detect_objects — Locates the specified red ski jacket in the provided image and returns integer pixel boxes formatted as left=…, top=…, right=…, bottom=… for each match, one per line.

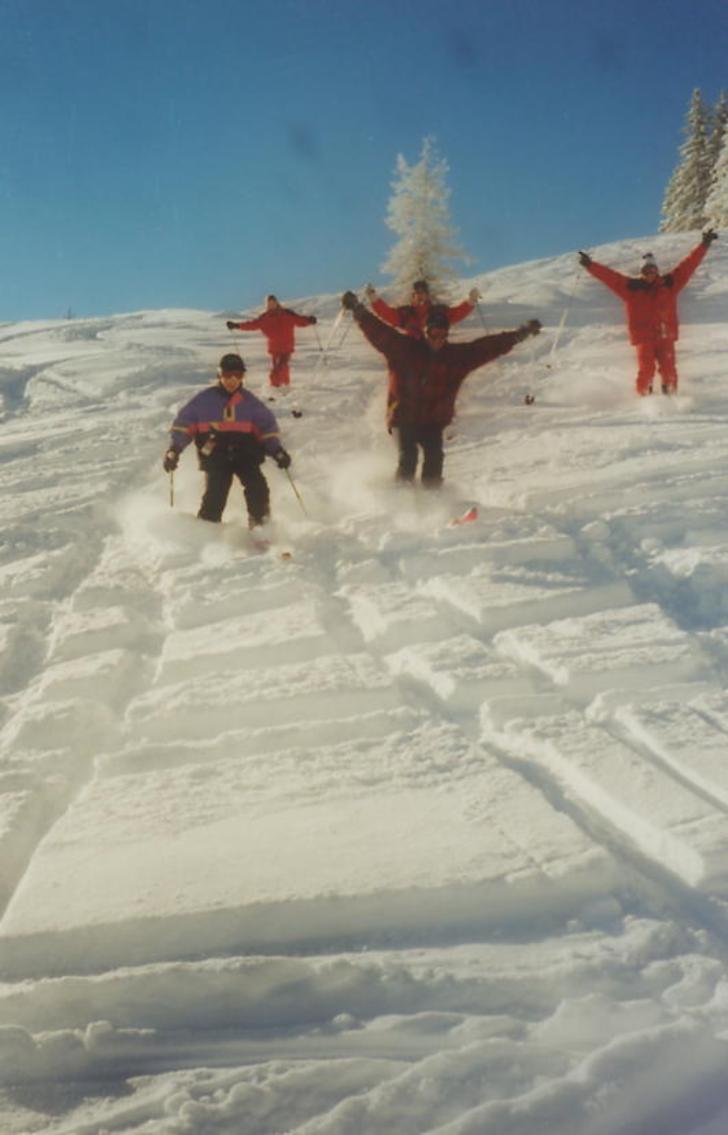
left=585, top=242, right=708, bottom=345
left=231, top=308, right=314, bottom=355
left=371, top=296, right=474, bottom=339
left=353, top=307, right=521, bottom=429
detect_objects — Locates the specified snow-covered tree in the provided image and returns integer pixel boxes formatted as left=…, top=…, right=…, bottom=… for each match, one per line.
left=705, top=91, right=728, bottom=227
left=707, top=91, right=728, bottom=173
left=660, top=89, right=712, bottom=232
left=380, top=137, right=467, bottom=299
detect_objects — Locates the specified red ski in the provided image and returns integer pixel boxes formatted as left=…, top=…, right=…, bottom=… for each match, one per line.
left=448, top=506, right=478, bottom=527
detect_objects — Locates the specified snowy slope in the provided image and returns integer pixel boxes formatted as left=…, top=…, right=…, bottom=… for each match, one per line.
left=2, top=234, right=728, bottom=1134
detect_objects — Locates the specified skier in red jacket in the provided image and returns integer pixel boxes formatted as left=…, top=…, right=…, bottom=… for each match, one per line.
left=579, top=230, right=717, bottom=396
left=341, top=290, right=540, bottom=486
left=227, top=295, right=317, bottom=394
left=364, top=279, right=479, bottom=339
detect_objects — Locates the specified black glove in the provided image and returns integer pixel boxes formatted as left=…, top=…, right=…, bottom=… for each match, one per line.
left=163, top=448, right=179, bottom=473
left=341, top=291, right=360, bottom=311
left=578, top=250, right=592, bottom=266
left=308, top=315, right=318, bottom=325
left=226, top=320, right=238, bottom=330
left=273, top=448, right=291, bottom=470
left=702, top=228, right=718, bottom=245
left=516, top=319, right=542, bottom=341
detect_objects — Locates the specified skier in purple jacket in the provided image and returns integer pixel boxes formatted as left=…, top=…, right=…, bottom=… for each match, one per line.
left=162, top=353, right=291, bottom=526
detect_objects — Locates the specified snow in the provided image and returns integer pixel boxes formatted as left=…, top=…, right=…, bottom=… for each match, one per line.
left=2, top=232, right=728, bottom=1133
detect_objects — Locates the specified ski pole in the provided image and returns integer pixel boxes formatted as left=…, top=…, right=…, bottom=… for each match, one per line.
left=285, top=467, right=309, bottom=517
left=474, top=300, right=488, bottom=330
left=333, top=312, right=353, bottom=352
left=227, top=322, right=247, bottom=356
left=169, top=470, right=175, bottom=508
left=322, top=307, right=345, bottom=354
left=548, top=261, right=581, bottom=364
left=310, top=323, right=330, bottom=376
left=310, top=308, right=345, bottom=381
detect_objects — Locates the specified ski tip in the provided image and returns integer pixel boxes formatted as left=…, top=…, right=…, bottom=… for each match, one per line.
left=448, top=506, right=478, bottom=527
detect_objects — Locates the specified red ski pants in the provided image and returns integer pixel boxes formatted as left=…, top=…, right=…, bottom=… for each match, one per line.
left=635, top=341, right=677, bottom=395
left=269, top=353, right=291, bottom=388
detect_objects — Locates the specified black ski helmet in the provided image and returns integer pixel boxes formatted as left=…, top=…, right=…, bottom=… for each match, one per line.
left=219, top=353, right=246, bottom=374
left=412, top=279, right=430, bottom=294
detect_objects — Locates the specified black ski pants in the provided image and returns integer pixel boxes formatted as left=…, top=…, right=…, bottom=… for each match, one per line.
left=394, top=424, right=444, bottom=487
left=198, top=460, right=270, bottom=526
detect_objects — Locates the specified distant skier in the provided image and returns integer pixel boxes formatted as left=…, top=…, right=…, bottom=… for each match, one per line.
left=578, top=230, right=717, bottom=396
left=364, top=279, right=480, bottom=339
left=226, top=295, right=317, bottom=395
left=341, top=291, right=541, bottom=486
left=162, top=353, right=291, bottom=527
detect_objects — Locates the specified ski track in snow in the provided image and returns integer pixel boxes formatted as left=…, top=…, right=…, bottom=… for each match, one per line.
left=2, top=237, right=728, bottom=1132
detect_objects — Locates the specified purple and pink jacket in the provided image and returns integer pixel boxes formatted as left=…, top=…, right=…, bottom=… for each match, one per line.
left=169, top=384, right=282, bottom=456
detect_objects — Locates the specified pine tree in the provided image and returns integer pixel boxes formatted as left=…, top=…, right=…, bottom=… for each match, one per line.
left=705, top=91, right=728, bottom=227
left=660, top=89, right=712, bottom=232
left=707, top=91, right=728, bottom=173
left=380, top=137, right=467, bottom=300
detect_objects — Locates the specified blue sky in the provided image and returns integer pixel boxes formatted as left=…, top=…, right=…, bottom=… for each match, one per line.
left=2, top=0, right=727, bottom=320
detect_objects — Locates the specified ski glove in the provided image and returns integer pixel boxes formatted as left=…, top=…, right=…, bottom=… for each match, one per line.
left=515, top=319, right=542, bottom=341
left=468, top=287, right=481, bottom=304
left=163, top=448, right=179, bottom=473
left=341, top=291, right=360, bottom=311
left=578, top=250, right=592, bottom=266
left=308, top=315, right=318, bottom=325
left=273, top=448, right=291, bottom=470
left=226, top=320, right=239, bottom=330
left=702, top=229, right=718, bottom=245
left=364, top=284, right=377, bottom=301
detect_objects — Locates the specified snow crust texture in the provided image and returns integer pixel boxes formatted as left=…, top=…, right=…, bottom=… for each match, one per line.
left=2, top=235, right=728, bottom=1133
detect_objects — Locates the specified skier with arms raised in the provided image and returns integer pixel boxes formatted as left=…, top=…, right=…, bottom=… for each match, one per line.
left=341, top=291, right=540, bottom=486
left=578, top=230, right=717, bottom=396
left=364, top=278, right=480, bottom=339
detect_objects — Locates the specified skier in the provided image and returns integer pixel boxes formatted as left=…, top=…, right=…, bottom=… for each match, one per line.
left=364, top=279, right=480, bottom=339
left=578, top=230, right=717, bottom=396
left=162, top=353, right=291, bottom=527
left=226, top=295, right=317, bottom=395
left=341, top=291, right=541, bottom=486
